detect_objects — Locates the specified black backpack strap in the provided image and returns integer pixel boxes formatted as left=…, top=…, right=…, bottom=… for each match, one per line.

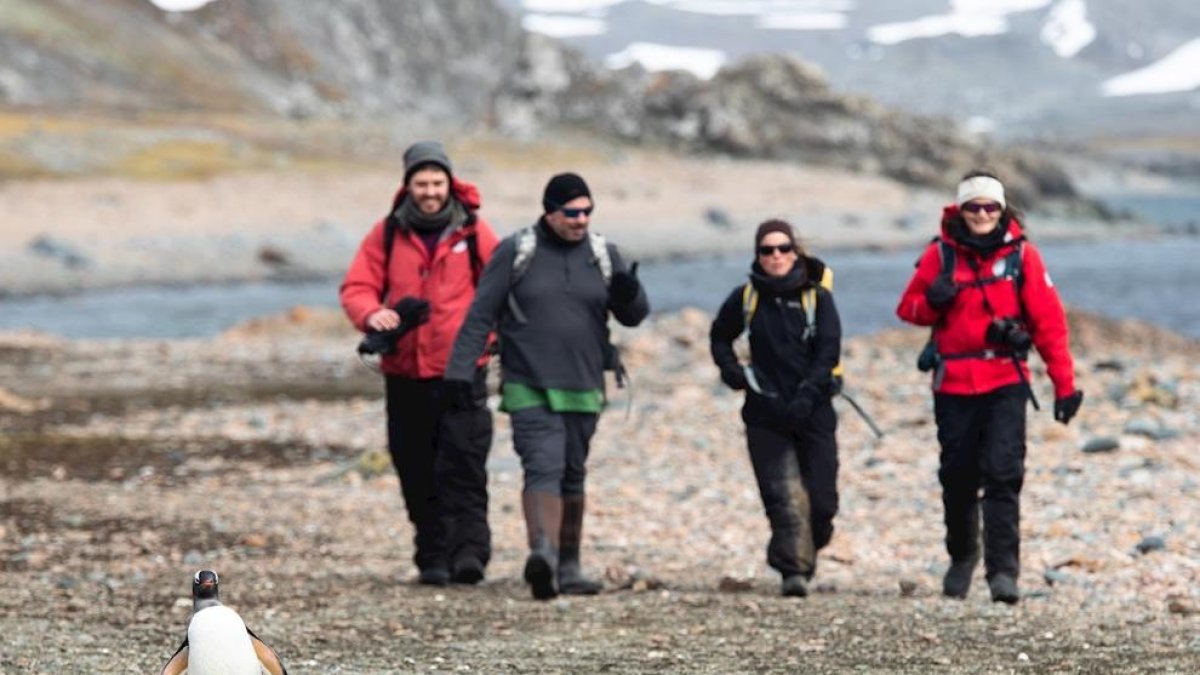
left=464, top=222, right=483, bottom=287
left=379, top=213, right=399, bottom=304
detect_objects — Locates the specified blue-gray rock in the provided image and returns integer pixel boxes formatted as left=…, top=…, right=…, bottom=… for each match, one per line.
left=1135, top=535, right=1166, bottom=554
left=1081, top=437, right=1120, bottom=454
left=704, top=207, right=733, bottom=229
left=1093, top=359, right=1125, bottom=372
left=27, top=235, right=90, bottom=269
left=1122, top=418, right=1178, bottom=440
left=1043, top=569, right=1073, bottom=586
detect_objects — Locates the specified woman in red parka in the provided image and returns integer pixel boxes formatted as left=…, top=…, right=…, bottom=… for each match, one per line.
left=897, top=170, right=1083, bottom=604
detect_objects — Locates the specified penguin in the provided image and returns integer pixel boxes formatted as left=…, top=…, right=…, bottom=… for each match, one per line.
left=160, top=570, right=289, bottom=675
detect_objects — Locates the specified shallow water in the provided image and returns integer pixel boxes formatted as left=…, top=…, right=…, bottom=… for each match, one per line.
left=1, top=236, right=1197, bottom=339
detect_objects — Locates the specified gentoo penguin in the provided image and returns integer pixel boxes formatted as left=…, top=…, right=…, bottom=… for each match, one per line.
left=160, top=570, right=288, bottom=675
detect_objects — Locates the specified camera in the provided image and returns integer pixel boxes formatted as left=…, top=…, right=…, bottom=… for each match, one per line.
left=986, top=318, right=1032, bottom=353
left=357, top=326, right=407, bottom=355
left=356, top=297, right=431, bottom=356
left=916, top=340, right=939, bottom=372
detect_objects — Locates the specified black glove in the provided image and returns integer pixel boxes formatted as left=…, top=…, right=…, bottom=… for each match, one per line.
left=785, top=392, right=816, bottom=425
left=394, top=296, right=431, bottom=327
left=609, top=262, right=641, bottom=304
left=443, top=378, right=479, bottom=411
left=719, top=364, right=748, bottom=391
left=1054, top=390, right=1083, bottom=426
left=924, top=275, right=959, bottom=311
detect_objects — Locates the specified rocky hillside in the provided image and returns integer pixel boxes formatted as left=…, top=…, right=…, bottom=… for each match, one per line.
left=0, top=0, right=523, bottom=120
left=0, top=0, right=1079, bottom=203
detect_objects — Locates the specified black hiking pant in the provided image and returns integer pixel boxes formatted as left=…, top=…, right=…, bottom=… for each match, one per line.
left=934, top=383, right=1027, bottom=580
left=385, top=369, right=493, bottom=573
left=745, top=399, right=839, bottom=579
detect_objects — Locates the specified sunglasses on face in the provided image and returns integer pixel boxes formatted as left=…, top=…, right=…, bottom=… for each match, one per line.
left=553, top=205, right=593, bottom=218
left=961, top=201, right=1002, bottom=214
left=757, top=243, right=795, bottom=256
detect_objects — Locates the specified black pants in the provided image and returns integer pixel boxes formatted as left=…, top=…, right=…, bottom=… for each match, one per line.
left=385, top=370, right=493, bottom=571
left=510, top=407, right=599, bottom=496
left=745, top=399, right=839, bottom=579
left=934, top=383, right=1027, bottom=580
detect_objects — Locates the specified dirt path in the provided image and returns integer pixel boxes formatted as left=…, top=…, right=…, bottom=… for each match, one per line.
left=2, top=310, right=1198, bottom=672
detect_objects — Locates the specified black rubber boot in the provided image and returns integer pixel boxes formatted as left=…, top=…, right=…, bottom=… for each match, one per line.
left=558, top=495, right=603, bottom=595
left=522, top=492, right=562, bottom=601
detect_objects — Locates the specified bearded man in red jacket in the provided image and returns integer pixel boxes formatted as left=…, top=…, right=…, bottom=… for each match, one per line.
left=340, top=141, right=499, bottom=586
left=897, top=170, right=1083, bottom=604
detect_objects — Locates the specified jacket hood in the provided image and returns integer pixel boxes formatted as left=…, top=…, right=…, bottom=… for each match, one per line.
left=390, top=177, right=482, bottom=212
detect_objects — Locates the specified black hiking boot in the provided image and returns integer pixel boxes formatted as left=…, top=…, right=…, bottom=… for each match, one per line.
left=942, top=555, right=979, bottom=599
left=417, top=565, right=449, bottom=587
left=988, top=573, right=1019, bottom=604
left=450, top=556, right=485, bottom=585
left=781, top=575, right=809, bottom=598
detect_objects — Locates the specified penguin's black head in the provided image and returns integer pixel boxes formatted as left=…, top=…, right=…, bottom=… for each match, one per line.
left=192, top=570, right=219, bottom=600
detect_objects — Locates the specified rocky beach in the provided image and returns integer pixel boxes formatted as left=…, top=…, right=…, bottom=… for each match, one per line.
left=2, top=297, right=1198, bottom=672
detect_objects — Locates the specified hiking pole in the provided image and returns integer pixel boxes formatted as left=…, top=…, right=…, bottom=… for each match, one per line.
left=838, top=391, right=885, bottom=439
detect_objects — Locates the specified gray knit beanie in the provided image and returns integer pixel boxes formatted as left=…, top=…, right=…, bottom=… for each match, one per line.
left=403, top=140, right=453, bottom=183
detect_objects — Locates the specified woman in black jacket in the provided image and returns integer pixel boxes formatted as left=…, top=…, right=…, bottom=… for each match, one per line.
left=709, top=219, right=842, bottom=597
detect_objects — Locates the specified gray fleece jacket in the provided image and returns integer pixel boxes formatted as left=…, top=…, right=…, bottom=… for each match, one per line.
left=445, top=220, right=649, bottom=391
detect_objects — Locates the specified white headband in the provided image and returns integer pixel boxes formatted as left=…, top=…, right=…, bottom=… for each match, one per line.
left=956, top=176, right=1006, bottom=209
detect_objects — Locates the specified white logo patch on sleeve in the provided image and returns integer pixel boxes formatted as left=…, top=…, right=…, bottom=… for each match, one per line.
left=452, top=240, right=468, bottom=253
left=1044, top=271, right=1054, bottom=287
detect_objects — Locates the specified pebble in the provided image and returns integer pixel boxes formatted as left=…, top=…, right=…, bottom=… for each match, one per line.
left=1081, top=437, right=1120, bottom=454
left=1135, top=536, right=1166, bottom=554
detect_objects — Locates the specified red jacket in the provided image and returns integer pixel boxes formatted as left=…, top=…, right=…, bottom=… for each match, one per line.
left=896, top=206, right=1076, bottom=398
left=340, top=178, right=498, bottom=378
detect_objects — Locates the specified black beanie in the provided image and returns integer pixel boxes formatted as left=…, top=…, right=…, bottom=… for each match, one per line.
left=754, top=219, right=796, bottom=252
left=542, top=172, right=592, bottom=213
left=403, top=140, right=453, bottom=183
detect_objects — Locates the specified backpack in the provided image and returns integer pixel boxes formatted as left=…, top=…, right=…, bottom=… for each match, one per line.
left=505, top=225, right=611, bottom=323
left=740, top=262, right=844, bottom=389
left=504, top=225, right=627, bottom=387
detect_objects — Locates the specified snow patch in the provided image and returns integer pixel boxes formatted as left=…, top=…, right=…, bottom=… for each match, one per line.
left=604, top=42, right=728, bottom=79
left=758, top=12, right=848, bottom=31
left=1040, top=0, right=1095, bottom=58
left=521, top=0, right=624, bottom=12
left=1101, top=38, right=1200, bottom=97
left=146, top=0, right=217, bottom=10
left=523, top=14, right=608, bottom=37
left=867, top=0, right=1052, bottom=45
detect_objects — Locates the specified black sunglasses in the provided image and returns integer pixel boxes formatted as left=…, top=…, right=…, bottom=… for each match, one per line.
left=550, top=203, right=594, bottom=218
left=961, top=201, right=1002, bottom=214
left=757, top=243, right=795, bottom=256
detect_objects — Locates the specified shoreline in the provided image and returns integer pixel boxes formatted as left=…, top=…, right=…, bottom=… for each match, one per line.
left=0, top=214, right=1159, bottom=300
left=0, top=150, right=1162, bottom=298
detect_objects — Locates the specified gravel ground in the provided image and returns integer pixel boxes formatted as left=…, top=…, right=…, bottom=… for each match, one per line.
left=2, top=307, right=1198, bottom=673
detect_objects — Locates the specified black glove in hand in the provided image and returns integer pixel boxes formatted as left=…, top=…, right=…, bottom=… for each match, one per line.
left=443, top=378, right=479, bottom=411
left=720, top=364, right=748, bottom=391
left=924, top=275, right=959, bottom=311
left=1054, top=390, right=1083, bottom=426
left=785, top=393, right=816, bottom=425
left=394, top=296, right=431, bottom=327
left=609, top=262, right=641, bottom=304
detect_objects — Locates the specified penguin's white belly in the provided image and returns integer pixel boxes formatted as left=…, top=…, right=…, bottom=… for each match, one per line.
left=186, top=606, right=266, bottom=675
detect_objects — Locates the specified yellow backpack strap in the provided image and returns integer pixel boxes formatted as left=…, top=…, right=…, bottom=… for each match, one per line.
left=741, top=282, right=758, bottom=335
left=820, top=266, right=834, bottom=291
left=800, top=288, right=817, bottom=341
